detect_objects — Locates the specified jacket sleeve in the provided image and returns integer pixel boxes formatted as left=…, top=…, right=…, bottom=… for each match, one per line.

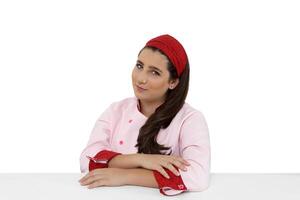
left=179, top=111, right=211, bottom=191
left=153, top=111, right=211, bottom=195
left=79, top=103, right=121, bottom=173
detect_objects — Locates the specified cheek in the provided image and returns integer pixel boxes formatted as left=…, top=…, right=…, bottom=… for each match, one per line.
left=131, top=70, right=136, bottom=81
left=149, top=79, right=169, bottom=91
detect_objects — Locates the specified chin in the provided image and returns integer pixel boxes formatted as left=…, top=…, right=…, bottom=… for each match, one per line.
left=134, top=91, right=144, bottom=98
left=133, top=91, right=147, bottom=101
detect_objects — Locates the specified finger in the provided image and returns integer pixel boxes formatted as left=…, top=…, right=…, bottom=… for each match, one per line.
left=180, top=158, right=191, bottom=166
left=163, top=163, right=180, bottom=176
left=173, top=156, right=190, bottom=166
left=81, top=175, right=99, bottom=186
left=79, top=169, right=101, bottom=183
left=171, top=160, right=188, bottom=171
left=79, top=174, right=92, bottom=183
left=156, top=167, right=170, bottom=179
left=79, top=173, right=90, bottom=183
left=88, top=180, right=105, bottom=189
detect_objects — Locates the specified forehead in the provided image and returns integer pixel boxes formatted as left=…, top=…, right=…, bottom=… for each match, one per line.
left=138, top=48, right=169, bottom=70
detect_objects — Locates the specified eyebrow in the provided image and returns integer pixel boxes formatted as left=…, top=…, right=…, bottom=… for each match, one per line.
left=137, top=60, right=163, bottom=73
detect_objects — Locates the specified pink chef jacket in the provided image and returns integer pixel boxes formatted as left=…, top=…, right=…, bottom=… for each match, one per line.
left=79, top=96, right=211, bottom=196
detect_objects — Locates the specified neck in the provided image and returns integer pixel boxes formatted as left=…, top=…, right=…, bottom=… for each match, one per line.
left=138, top=99, right=164, bottom=117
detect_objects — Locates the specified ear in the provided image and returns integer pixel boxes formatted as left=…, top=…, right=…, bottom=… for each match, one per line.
left=168, top=78, right=179, bottom=90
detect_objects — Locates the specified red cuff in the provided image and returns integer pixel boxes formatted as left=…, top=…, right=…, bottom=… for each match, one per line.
left=88, top=150, right=121, bottom=171
left=153, top=166, right=187, bottom=196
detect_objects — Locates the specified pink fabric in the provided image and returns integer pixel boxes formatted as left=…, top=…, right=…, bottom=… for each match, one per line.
left=79, top=96, right=211, bottom=194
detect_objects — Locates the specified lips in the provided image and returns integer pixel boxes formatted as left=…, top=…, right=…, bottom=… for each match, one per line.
left=136, top=85, right=147, bottom=91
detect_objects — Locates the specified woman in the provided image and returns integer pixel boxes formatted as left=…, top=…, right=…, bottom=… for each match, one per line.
left=78, top=34, right=211, bottom=196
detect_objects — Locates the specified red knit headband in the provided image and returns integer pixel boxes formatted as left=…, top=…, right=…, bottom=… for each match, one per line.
left=145, top=34, right=188, bottom=76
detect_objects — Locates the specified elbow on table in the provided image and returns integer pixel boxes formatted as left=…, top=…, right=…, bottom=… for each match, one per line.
left=80, top=165, right=88, bottom=174
left=79, top=154, right=89, bottom=173
left=185, top=172, right=210, bottom=192
left=189, top=181, right=210, bottom=192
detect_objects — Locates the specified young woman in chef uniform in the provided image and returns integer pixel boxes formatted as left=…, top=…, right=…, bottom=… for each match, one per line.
left=79, top=34, right=211, bottom=196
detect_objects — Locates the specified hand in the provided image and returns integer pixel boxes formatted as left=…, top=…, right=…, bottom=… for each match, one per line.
left=78, top=168, right=127, bottom=189
left=138, top=154, right=190, bottom=179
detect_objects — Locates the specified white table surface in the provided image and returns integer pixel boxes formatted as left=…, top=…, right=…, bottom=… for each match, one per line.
left=0, top=173, right=299, bottom=200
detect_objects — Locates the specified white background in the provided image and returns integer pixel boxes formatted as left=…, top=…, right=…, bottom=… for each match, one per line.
left=0, top=0, right=299, bottom=173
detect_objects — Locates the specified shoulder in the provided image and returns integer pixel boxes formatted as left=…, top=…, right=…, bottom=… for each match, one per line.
left=176, top=103, right=210, bottom=143
left=106, top=96, right=137, bottom=113
left=98, top=97, right=136, bottom=120
left=176, top=102, right=207, bottom=123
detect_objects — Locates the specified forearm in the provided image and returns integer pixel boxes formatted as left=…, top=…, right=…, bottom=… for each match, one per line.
left=108, top=154, right=141, bottom=168
left=124, top=168, right=158, bottom=188
left=109, top=154, right=158, bottom=188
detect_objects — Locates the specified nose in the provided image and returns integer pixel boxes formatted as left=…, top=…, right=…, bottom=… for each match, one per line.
left=138, top=79, right=147, bottom=85
left=137, top=73, right=147, bottom=84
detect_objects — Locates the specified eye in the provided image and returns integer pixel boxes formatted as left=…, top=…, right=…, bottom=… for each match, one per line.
left=151, top=70, right=160, bottom=76
left=135, top=63, right=142, bottom=69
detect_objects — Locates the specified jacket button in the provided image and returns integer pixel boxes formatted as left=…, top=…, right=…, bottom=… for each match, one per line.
left=119, top=140, right=124, bottom=145
left=128, top=119, right=133, bottom=123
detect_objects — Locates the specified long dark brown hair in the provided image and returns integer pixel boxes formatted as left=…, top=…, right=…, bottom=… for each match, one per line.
left=135, top=46, right=190, bottom=154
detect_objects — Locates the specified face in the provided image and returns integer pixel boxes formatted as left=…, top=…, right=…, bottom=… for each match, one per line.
left=131, top=48, right=179, bottom=104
